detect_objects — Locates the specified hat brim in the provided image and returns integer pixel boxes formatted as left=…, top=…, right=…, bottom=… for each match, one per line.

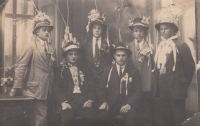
left=129, top=25, right=149, bottom=31
left=89, top=21, right=107, bottom=31
left=155, top=22, right=178, bottom=33
left=112, top=48, right=132, bottom=58
left=63, top=48, right=82, bottom=56
left=32, top=24, right=54, bottom=34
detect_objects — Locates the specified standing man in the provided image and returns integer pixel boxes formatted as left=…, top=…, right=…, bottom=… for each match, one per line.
left=82, top=9, right=111, bottom=100
left=53, top=30, right=97, bottom=126
left=9, top=12, right=56, bottom=126
left=153, top=6, right=195, bottom=126
left=98, top=42, right=141, bottom=126
left=127, top=17, right=154, bottom=126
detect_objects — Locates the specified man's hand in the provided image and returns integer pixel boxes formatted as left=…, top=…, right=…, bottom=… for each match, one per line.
left=120, top=104, right=131, bottom=114
left=99, top=102, right=109, bottom=111
left=9, top=88, right=18, bottom=96
left=61, top=102, right=72, bottom=110
left=83, top=100, right=93, bottom=108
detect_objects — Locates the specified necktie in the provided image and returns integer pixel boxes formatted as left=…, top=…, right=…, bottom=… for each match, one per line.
left=119, top=66, right=123, bottom=78
left=94, top=38, right=99, bottom=66
left=44, top=41, right=50, bottom=59
left=120, top=66, right=126, bottom=97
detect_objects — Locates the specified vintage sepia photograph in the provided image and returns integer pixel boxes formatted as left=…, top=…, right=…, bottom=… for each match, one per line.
left=0, top=0, right=199, bottom=126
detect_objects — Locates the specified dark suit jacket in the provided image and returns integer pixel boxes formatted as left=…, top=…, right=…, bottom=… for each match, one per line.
left=81, top=38, right=112, bottom=84
left=98, top=64, right=142, bottom=108
left=53, top=65, right=96, bottom=112
left=153, top=39, right=195, bottom=100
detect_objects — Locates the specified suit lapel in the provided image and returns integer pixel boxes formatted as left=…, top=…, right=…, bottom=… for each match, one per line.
left=87, top=40, right=94, bottom=64
left=111, top=65, right=120, bottom=88
left=34, top=38, right=48, bottom=63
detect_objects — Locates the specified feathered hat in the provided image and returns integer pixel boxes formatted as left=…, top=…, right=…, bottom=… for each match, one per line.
left=155, top=4, right=182, bottom=33
left=128, top=16, right=150, bottom=31
left=61, top=26, right=81, bottom=54
left=86, top=9, right=107, bottom=33
left=32, top=11, right=54, bottom=34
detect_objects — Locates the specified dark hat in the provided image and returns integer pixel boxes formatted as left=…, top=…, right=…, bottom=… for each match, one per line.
left=86, top=9, right=107, bottom=32
left=32, top=12, right=54, bottom=34
left=129, top=17, right=149, bottom=31
left=112, top=42, right=132, bottom=58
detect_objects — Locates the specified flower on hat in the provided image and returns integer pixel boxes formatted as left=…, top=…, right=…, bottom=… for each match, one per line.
left=86, top=9, right=106, bottom=32
left=128, top=18, right=134, bottom=27
left=141, top=16, right=150, bottom=25
left=33, top=11, right=51, bottom=26
left=156, top=4, right=182, bottom=26
left=61, top=26, right=80, bottom=50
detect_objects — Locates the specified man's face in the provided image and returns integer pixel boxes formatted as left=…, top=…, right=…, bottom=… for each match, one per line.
left=132, top=27, right=146, bottom=42
left=65, top=50, right=79, bottom=65
left=159, top=24, right=175, bottom=39
left=36, top=27, right=50, bottom=41
left=92, top=24, right=102, bottom=38
left=114, top=50, right=128, bottom=66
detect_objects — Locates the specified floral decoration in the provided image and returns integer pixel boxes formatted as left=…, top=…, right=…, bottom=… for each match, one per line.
left=137, top=43, right=154, bottom=63
left=141, top=16, right=150, bottom=25
left=79, top=71, right=84, bottom=85
left=1, top=67, right=15, bottom=93
left=86, top=9, right=106, bottom=32
left=61, top=26, right=80, bottom=51
left=156, top=4, right=182, bottom=26
left=33, top=11, right=51, bottom=26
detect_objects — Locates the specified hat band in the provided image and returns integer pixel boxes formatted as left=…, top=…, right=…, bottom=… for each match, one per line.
left=64, top=45, right=78, bottom=52
left=116, top=46, right=127, bottom=50
left=132, top=23, right=145, bottom=26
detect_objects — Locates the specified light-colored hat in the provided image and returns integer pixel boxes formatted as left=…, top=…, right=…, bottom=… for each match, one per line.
left=128, top=16, right=150, bottom=31
left=32, top=12, right=54, bottom=34
left=155, top=4, right=182, bottom=33
left=61, top=26, right=80, bottom=53
left=86, top=9, right=107, bottom=32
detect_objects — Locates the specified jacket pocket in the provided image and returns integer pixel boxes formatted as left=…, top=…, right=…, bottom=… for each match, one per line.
left=27, top=81, right=39, bottom=94
left=27, top=81, right=39, bottom=87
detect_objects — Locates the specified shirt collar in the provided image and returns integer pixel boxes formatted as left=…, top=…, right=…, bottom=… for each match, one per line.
left=37, top=37, right=46, bottom=46
left=116, top=63, right=126, bottom=69
left=134, top=38, right=144, bottom=44
left=93, top=36, right=101, bottom=42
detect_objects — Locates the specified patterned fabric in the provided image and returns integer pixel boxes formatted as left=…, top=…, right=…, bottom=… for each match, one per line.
left=69, top=66, right=81, bottom=93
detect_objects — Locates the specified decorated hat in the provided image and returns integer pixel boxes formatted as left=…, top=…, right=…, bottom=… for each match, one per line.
left=32, top=12, right=54, bottom=34
left=61, top=26, right=81, bottom=54
left=155, top=4, right=182, bottom=33
left=86, top=9, right=107, bottom=33
left=128, top=16, right=150, bottom=31
left=112, top=42, right=132, bottom=58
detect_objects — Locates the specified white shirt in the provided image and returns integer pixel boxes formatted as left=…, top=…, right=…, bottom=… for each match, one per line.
left=134, top=38, right=144, bottom=49
left=92, top=37, right=101, bottom=58
left=116, top=63, right=126, bottom=77
left=69, top=66, right=82, bottom=93
left=37, top=37, right=49, bottom=51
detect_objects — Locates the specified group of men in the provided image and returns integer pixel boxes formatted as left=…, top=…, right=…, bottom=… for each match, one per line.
left=9, top=7, right=195, bottom=126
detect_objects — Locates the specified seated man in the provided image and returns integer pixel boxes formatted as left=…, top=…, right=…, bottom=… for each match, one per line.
left=53, top=32, right=97, bottom=126
left=98, top=42, right=142, bottom=126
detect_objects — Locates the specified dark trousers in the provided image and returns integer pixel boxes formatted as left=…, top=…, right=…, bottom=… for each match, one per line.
left=60, top=94, right=97, bottom=126
left=139, top=92, right=153, bottom=126
left=98, top=96, right=138, bottom=126
left=157, top=74, right=186, bottom=126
